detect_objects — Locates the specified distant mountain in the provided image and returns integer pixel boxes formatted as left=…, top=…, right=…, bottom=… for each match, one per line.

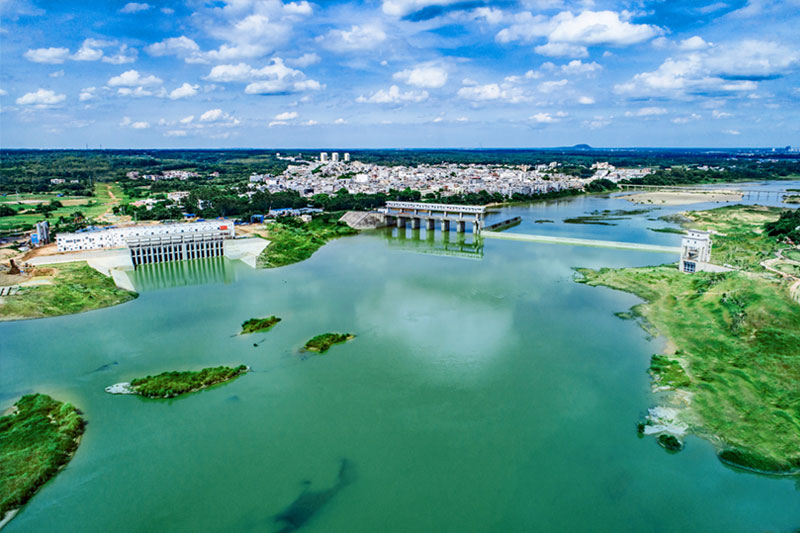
left=571, top=144, right=592, bottom=150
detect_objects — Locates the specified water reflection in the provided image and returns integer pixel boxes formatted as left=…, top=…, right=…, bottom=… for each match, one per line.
left=130, top=257, right=236, bottom=291
left=381, top=227, right=484, bottom=260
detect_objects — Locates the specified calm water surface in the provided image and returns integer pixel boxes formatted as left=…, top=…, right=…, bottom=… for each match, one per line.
left=2, top=184, right=799, bottom=532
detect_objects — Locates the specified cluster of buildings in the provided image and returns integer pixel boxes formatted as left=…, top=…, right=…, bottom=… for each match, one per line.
left=126, top=170, right=214, bottom=181
left=590, top=162, right=653, bottom=183
left=249, top=159, right=587, bottom=198
left=49, top=178, right=82, bottom=185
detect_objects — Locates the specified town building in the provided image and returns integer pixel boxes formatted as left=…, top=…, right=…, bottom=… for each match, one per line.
left=331, top=152, right=340, bottom=162
left=320, top=152, right=329, bottom=163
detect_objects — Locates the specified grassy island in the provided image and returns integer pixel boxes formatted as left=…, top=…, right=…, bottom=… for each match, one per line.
left=304, top=333, right=355, bottom=353
left=257, top=213, right=358, bottom=268
left=576, top=204, right=800, bottom=473
left=1, top=394, right=85, bottom=523
left=0, top=262, right=137, bottom=321
left=241, top=316, right=281, bottom=334
left=107, top=365, right=249, bottom=398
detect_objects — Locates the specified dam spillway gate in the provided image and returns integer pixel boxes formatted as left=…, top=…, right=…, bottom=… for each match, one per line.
left=382, top=201, right=486, bottom=234
left=127, top=231, right=227, bottom=267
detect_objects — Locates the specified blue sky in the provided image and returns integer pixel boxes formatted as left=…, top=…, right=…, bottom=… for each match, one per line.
left=1, top=0, right=798, bottom=148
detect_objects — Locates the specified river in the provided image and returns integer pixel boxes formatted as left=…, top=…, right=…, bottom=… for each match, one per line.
left=2, top=181, right=798, bottom=532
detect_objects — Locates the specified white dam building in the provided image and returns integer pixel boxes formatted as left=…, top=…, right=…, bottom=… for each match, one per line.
left=57, top=221, right=236, bottom=266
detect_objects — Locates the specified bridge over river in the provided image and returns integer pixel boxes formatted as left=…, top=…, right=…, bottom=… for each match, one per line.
left=618, top=183, right=785, bottom=201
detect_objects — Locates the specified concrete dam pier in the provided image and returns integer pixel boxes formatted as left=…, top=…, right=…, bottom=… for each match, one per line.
left=128, top=231, right=226, bottom=267
left=382, top=201, right=486, bottom=234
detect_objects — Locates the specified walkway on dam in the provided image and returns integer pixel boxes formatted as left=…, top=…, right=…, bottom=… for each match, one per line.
left=482, top=230, right=681, bottom=254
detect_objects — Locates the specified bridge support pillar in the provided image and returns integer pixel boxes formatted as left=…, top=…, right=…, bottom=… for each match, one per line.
left=396, top=216, right=405, bottom=228
left=440, top=219, right=450, bottom=232
left=410, top=217, right=420, bottom=229
left=473, top=221, right=480, bottom=235
left=425, top=218, right=435, bottom=231
left=456, top=220, right=466, bottom=233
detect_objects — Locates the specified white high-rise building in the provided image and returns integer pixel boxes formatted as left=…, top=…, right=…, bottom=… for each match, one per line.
left=344, top=153, right=351, bottom=162
left=320, top=152, right=329, bottom=162
left=331, top=152, right=340, bottom=162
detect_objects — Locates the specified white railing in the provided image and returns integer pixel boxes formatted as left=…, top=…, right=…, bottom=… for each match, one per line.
left=385, top=201, right=486, bottom=215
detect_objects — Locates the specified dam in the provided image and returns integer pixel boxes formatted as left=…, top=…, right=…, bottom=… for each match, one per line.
left=382, top=201, right=486, bottom=234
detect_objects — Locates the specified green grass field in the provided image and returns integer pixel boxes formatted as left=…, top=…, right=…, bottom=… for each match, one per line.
left=0, top=262, right=137, bottom=321
left=0, top=394, right=84, bottom=519
left=257, top=214, right=358, bottom=268
left=575, top=204, right=800, bottom=473
left=0, top=183, right=125, bottom=235
left=577, top=265, right=800, bottom=472
left=681, top=204, right=784, bottom=270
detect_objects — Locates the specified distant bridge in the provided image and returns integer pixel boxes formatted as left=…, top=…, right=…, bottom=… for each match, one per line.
left=382, top=201, right=485, bottom=234
left=618, top=183, right=786, bottom=200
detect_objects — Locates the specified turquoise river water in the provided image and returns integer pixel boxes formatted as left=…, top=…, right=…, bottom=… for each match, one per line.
left=2, top=182, right=799, bottom=532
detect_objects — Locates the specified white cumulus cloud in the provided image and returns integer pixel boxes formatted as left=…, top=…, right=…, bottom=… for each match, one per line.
left=168, top=83, right=199, bottom=100
left=530, top=112, right=559, bottom=123
left=357, top=85, right=429, bottom=104
left=120, top=2, right=151, bottom=13
left=23, top=47, right=70, bottom=64
left=16, top=88, right=66, bottom=107
left=318, top=24, right=387, bottom=52
left=497, top=10, right=661, bottom=57
left=615, top=40, right=798, bottom=98
left=107, top=69, right=163, bottom=87
left=146, top=36, right=201, bottom=58
left=71, top=38, right=111, bottom=61
left=393, top=64, right=448, bottom=88
left=103, top=45, right=137, bottom=65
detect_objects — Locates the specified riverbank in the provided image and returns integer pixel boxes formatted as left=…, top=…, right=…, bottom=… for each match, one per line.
left=0, top=261, right=137, bottom=321
left=0, top=394, right=85, bottom=527
left=106, top=365, right=249, bottom=398
left=575, top=205, right=800, bottom=473
left=621, top=190, right=743, bottom=205
left=257, top=213, right=358, bottom=268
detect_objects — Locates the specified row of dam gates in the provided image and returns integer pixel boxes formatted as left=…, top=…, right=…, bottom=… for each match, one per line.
left=381, top=201, right=486, bottom=234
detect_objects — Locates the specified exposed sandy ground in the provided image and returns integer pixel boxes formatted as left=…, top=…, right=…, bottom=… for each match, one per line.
left=621, top=191, right=743, bottom=205
left=233, top=223, right=268, bottom=237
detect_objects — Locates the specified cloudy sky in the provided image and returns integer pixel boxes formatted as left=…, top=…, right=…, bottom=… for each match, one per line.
left=1, top=0, right=798, bottom=148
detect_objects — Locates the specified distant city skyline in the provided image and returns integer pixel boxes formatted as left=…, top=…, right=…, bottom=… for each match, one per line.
left=1, top=0, right=798, bottom=149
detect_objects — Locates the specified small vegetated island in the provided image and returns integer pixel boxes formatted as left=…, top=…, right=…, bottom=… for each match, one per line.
left=241, top=315, right=281, bottom=334
left=577, top=204, right=800, bottom=474
left=304, top=333, right=355, bottom=353
left=0, top=394, right=85, bottom=527
left=257, top=213, right=358, bottom=268
left=106, top=365, right=249, bottom=398
left=0, top=262, right=137, bottom=321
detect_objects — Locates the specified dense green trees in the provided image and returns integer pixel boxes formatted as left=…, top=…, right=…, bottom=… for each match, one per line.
left=241, top=316, right=281, bottom=334
left=0, top=394, right=85, bottom=518
left=304, top=333, right=355, bottom=353
left=764, top=209, right=800, bottom=242
left=128, top=365, right=249, bottom=398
